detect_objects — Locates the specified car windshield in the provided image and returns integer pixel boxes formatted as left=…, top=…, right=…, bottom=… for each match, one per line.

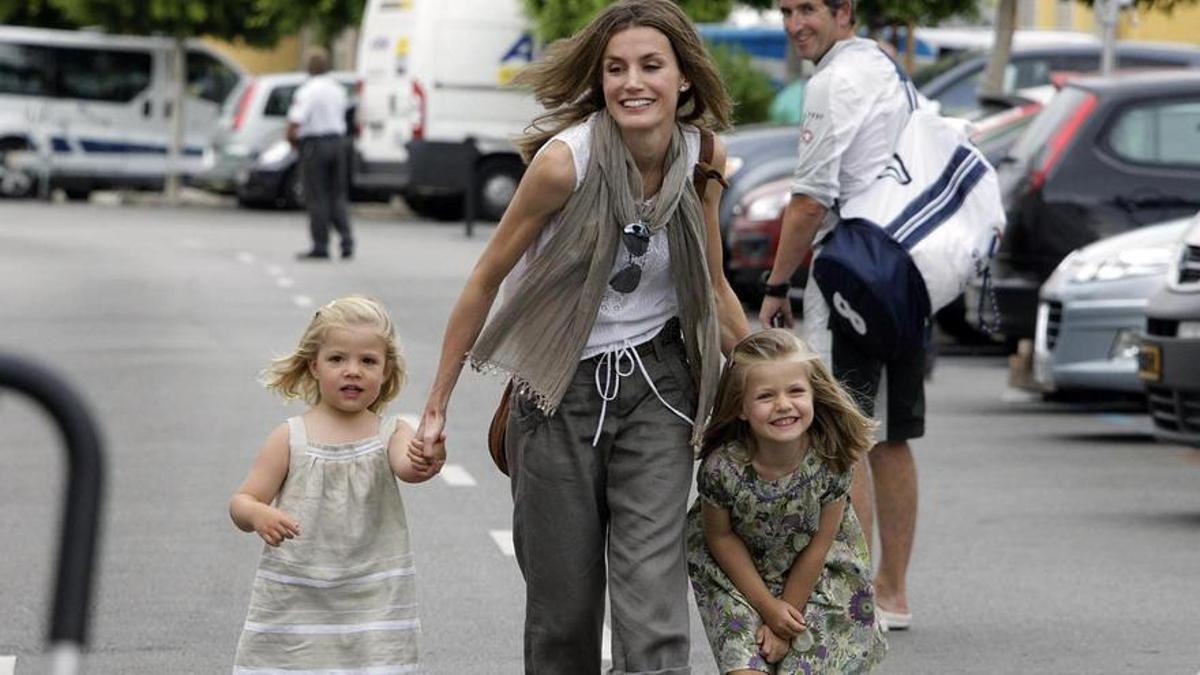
left=1003, top=86, right=1092, bottom=171
left=912, top=49, right=982, bottom=89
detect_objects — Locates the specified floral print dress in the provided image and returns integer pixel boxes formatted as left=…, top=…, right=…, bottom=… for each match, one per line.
left=686, top=442, right=886, bottom=674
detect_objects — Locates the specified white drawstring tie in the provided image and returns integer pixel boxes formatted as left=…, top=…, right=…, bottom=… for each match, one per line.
left=591, top=339, right=693, bottom=446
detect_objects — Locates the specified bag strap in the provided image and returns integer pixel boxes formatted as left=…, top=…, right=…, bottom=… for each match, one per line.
left=693, top=128, right=728, bottom=200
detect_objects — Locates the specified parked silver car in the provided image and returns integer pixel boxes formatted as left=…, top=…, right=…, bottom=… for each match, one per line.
left=1033, top=217, right=1191, bottom=395
left=197, top=70, right=355, bottom=201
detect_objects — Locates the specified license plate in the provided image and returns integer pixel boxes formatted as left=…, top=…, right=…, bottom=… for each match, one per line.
left=1138, top=343, right=1162, bottom=381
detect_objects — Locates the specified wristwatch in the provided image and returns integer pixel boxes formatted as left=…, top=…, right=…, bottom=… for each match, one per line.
left=760, top=271, right=790, bottom=298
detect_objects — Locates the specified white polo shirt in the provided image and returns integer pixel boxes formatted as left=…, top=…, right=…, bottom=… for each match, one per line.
left=789, top=37, right=916, bottom=208
left=288, top=74, right=348, bottom=138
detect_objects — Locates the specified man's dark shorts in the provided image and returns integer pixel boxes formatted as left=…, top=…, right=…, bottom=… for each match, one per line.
left=831, top=326, right=925, bottom=442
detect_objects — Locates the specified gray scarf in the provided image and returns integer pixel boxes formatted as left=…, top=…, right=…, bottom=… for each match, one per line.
left=468, top=111, right=720, bottom=447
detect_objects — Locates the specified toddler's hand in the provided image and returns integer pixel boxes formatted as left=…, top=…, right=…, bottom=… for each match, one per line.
left=760, top=597, right=806, bottom=640
left=407, top=436, right=446, bottom=479
left=756, top=624, right=790, bottom=664
left=254, top=506, right=299, bottom=547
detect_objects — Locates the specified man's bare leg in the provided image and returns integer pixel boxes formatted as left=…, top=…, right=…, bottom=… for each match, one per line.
left=870, top=440, right=917, bottom=617
left=850, top=457, right=874, bottom=557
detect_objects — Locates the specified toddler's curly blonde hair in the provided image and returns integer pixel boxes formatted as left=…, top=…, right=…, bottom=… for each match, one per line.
left=260, top=296, right=405, bottom=414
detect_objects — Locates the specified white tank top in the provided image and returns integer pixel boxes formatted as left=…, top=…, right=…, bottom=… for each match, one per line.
left=505, top=113, right=702, bottom=359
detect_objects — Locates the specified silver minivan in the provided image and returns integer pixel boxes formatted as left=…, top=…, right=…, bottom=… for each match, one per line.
left=0, top=26, right=245, bottom=199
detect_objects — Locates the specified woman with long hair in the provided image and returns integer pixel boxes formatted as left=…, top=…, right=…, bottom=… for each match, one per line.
left=413, top=1, right=749, bottom=672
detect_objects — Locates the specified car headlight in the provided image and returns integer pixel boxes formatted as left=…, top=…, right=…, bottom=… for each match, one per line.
left=258, top=139, right=294, bottom=166
left=743, top=189, right=790, bottom=222
left=1053, top=245, right=1177, bottom=285
left=224, top=143, right=252, bottom=158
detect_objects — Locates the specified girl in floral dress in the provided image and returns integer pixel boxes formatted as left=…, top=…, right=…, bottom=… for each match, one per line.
left=686, top=329, right=886, bottom=674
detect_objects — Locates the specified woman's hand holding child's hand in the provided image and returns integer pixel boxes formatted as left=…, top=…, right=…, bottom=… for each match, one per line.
left=759, top=597, right=806, bottom=639
left=406, top=436, right=446, bottom=480
left=254, top=506, right=300, bottom=547
left=756, top=624, right=790, bottom=663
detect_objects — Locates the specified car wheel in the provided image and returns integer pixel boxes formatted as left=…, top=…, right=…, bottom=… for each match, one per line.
left=283, top=168, right=305, bottom=210
left=404, top=192, right=463, bottom=221
left=0, top=166, right=37, bottom=198
left=0, top=143, right=38, bottom=199
left=474, top=156, right=524, bottom=222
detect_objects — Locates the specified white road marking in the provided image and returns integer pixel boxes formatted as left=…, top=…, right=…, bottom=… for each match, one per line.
left=1000, top=387, right=1041, bottom=403
left=602, top=624, right=612, bottom=666
left=292, top=295, right=313, bottom=308
left=0, top=655, right=15, bottom=675
left=439, top=464, right=476, bottom=487
left=276, top=277, right=295, bottom=289
left=266, top=265, right=284, bottom=276
left=236, top=251, right=255, bottom=264
left=490, top=529, right=515, bottom=557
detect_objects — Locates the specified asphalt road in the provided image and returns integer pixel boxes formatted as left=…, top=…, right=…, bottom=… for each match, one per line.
left=1, top=199, right=1198, bottom=674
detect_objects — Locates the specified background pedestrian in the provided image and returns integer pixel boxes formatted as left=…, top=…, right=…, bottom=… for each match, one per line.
left=287, top=47, right=354, bottom=260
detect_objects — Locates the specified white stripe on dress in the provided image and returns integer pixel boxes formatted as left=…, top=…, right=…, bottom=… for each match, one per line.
left=305, top=441, right=384, bottom=461
left=242, top=619, right=420, bottom=635
left=233, top=665, right=420, bottom=674
left=257, top=566, right=415, bottom=588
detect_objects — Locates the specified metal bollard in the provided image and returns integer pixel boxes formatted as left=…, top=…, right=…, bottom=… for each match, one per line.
left=0, top=353, right=105, bottom=675
left=462, top=136, right=480, bottom=239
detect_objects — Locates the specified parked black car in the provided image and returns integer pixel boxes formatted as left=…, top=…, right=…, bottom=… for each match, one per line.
left=1138, top=212, right=1200, bottom=446
left=966, top=70, right=1200, bottom=341
left=717, top=40, right=1200, bottom=269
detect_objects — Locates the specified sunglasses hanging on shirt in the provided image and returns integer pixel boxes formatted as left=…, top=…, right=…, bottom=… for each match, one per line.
left=609, top=220, right=651, bottom=294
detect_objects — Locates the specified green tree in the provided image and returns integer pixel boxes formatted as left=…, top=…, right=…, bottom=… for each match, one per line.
left=522, top=0, right=734, bottom=42
left=0, top=0, right=79, bottom=28
left=710, top=44, right=776, bottom=124
left=259, top=0, right=368, bottom=47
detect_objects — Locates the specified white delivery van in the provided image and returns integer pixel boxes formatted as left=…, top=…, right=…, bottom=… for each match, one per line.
left=0, top=26, right=245, bottom=199
left=355, top=0, right=540, bottom=220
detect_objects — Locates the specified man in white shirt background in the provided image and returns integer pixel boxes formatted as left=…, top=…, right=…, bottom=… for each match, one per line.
left=287, top=47, right=353, bottom=260
left=759, top=0, right=921, bottom=632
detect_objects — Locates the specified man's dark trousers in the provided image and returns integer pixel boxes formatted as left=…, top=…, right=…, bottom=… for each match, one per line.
left=300, top=135, right=352, bottom=257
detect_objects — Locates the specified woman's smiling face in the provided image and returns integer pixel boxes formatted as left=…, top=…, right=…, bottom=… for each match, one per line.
left=601, top=26, right=687, bottom=134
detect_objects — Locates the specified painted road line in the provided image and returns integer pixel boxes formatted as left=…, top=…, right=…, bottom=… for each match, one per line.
left=602, top=624, right=612, bottom=666
left=0, top=655, right=15, bottom=675
left=236, top=251, right=255, bottom=264
left=292, top=295, right=313, bottom=308
left=439, top=464, right=477, bottom=487
left=1000, top=387, right=1041, bottom=404
left=490, top=529, right=515, bottom=557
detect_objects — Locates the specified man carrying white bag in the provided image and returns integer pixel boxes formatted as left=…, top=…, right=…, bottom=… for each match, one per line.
left=760, top=0, right=1003, bottom=633
left=813, top=109, right=1005, bottom=361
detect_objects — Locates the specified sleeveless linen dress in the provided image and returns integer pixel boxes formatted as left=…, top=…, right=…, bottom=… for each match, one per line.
left=233, top=415, right=420, bottom=673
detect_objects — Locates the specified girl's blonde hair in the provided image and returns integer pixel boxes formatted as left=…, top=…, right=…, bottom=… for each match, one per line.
left=260, top=296, right=406, bottom=414
left=512, top=0, right=732, bottom=162
left=703, top=329, right=875, bottom=474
